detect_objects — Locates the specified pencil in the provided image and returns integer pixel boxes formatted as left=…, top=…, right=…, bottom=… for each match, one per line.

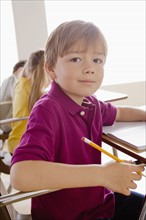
left=82, top=137, right=124, bottom=162
left=82, top=137, right=146, bottom=177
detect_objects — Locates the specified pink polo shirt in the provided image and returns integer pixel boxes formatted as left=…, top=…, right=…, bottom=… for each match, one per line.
left=11, top=81, right=117, bottom=220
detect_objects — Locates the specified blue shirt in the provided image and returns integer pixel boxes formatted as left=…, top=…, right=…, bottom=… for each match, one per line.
left=12, top=81, right=117, bottom=220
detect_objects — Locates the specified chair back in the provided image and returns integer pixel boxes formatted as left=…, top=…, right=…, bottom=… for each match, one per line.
left=0, top=176, right=32, bottom=220
left=138, top=196, right=146, bottom=220
left=0, top=176, right=17, bottom=220
left=0, top=101, right=12, bottom=133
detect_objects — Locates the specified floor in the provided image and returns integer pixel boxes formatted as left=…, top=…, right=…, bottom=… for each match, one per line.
left=1, top=141, right=146, bottom=216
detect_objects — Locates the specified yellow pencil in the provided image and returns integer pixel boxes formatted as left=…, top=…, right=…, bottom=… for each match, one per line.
left=82, top=137, right=124, bottom=162
left=82, top=137, right=146, bottom=177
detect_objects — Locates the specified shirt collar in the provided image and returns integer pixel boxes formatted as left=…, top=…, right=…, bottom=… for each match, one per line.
left=48, top=81, right=94, bottom=115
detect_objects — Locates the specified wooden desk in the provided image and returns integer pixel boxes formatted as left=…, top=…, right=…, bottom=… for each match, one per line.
left=102, top=107, right=146, bottom=164
left=102, top=133, right=146, bottom=164
left=94, top=89, right=128, bottom=102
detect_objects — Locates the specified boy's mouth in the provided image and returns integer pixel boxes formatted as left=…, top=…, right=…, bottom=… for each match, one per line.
left=78, top=80, right=96, bottom=84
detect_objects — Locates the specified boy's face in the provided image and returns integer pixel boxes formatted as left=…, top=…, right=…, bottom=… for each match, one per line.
left=48, top=40, right=105, bottom=105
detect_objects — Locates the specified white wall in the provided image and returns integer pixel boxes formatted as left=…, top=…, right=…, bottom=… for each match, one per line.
left=11, top=0, right=48, bottom=60
left=101, top=81, right=146, bottom=106
left=45, top=0, right=145, bottom=85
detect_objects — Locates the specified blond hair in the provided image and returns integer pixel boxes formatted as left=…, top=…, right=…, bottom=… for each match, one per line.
left=45, top=20, right=107, bottom=68
left=22, top=50, right=50, bottom=111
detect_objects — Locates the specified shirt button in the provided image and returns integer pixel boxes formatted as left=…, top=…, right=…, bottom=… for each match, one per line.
left=80, top=111, right=85, bottom=116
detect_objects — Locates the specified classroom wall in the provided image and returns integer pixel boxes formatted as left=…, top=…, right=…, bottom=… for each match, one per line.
left=11, top=0, right=48, bottom=60
left=101, top=81, right=146, bottom=106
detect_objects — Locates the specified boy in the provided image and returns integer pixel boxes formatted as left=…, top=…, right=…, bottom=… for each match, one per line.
left=11, top=20, right=145, bottom=220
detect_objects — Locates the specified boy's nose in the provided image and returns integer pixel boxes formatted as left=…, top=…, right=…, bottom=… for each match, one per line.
left=83, top=69, right=94, bottom=74
left=83, top=61, right=95, bottom=74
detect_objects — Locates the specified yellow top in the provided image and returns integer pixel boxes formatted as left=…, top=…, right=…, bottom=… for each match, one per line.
left=8, top=77, right=31, bottom=154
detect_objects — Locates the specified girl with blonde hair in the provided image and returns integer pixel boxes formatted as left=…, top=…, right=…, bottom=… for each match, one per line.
left=8, top=50, right=50, bottom=154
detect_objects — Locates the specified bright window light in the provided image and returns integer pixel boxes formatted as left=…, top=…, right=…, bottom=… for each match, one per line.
left=45, top=0, right=145, bottom=85
left=1, top=1, right=18, bottom=85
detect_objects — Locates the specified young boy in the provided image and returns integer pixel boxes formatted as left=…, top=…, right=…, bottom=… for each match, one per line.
left=10, top=20, right=145, bottom=220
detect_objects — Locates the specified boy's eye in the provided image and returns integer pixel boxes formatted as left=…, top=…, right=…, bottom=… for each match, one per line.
left=93, top=58, right=102, bottom=64
left=71, top=57, right=81, bottom=62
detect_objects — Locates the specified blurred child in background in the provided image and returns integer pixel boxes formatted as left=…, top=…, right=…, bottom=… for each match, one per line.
left=8, top=50, right=50, bottom=154
left=0, top=60, right=26, bottom=133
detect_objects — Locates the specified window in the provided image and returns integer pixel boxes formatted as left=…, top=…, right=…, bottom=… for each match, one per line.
left=1, top=1, right=18, bottom=85
left=45, top=0, right=145, bottom=85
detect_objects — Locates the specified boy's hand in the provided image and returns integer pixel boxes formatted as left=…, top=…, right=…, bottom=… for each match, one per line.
left=100, top=161, right=145, bottom=196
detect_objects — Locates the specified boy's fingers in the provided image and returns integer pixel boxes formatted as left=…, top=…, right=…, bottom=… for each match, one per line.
left=123, top=188, right=131, bottom=196
left=129, top=181, right=137, bottom=189
left=132, top=173, right=142, bottom=181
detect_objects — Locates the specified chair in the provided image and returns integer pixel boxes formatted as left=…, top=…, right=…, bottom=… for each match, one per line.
left=138, top=196, right=146, bottom=220
left=0, top=101, right=12, bottom=131
left=0, top=117, right=29, bottom=126
left=0, top=132, right=9, bottom=149
left=0, top=113, right=29, bottom=151
left=0, top=156, right=10, bottom=175
left=0, top=174, right=59, bottom=220
left=0, top=175, right=48, bottom=220
left=0, top=116, right=51, bottom=219
left=0, top=116, right=29, bottom=155
left=0, top=116, right=29, bottom=193
left=0, top=116, right=29, bottom=171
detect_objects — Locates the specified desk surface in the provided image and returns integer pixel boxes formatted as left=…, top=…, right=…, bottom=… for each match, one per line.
left=94, top=89, right=128, bottom=102
left=102, top=133, right=146, bottom=164
left=102, top=106, right=146, bottom=164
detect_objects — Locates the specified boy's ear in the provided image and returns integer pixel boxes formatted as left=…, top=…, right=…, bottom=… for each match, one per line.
left=44, top=63, right=56, bottom=80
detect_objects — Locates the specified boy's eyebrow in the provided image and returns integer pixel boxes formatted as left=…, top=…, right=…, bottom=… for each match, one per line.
left=67, top=50, right=105, bottom=55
